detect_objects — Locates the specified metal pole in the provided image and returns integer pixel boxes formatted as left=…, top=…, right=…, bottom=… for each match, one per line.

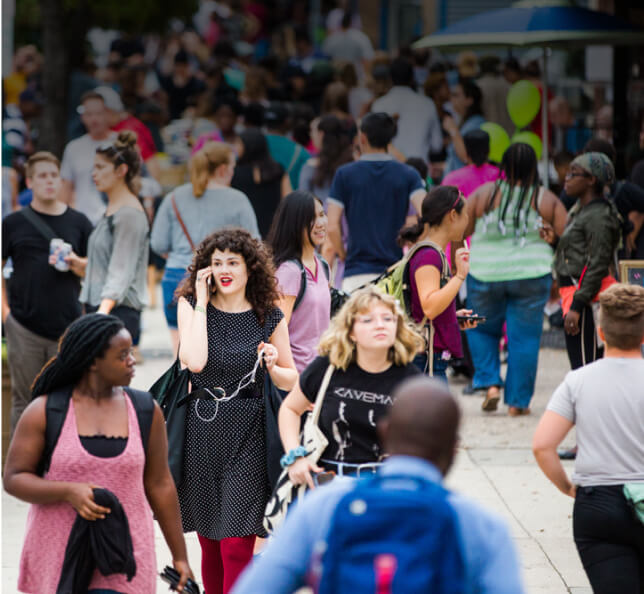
left=541, top=46, right=549, bottom=189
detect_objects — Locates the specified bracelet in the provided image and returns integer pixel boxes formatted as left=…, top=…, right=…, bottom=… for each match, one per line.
left=456, top=275, right=466, bottom=281
left=194, top=305, right=206, bottom=314
left=280, top=446, right=308, bottom=469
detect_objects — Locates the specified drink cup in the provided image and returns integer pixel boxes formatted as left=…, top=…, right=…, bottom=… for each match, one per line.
left=50, top=239, right=71, bottom=272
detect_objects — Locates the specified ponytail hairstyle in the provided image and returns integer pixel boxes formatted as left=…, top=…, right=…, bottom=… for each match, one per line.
left=484, top=142, right=538, bottom=242
left=398, top=186, right=464, bottom=245
left=31, top=314, right=125, bottom=398
left=190, top=141, right=233, bottom=197
left=95, top=130, right=141, bottom=195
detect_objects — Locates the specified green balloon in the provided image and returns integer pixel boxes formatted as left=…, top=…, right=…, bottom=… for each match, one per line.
left=506, top=80, right=541, bottom=129
left=511, top=131, right=543, bottom=160
left=480, top=122, right=510, bottom=163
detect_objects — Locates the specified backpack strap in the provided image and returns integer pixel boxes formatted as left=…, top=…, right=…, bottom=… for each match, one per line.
left=289, top=259, right=308, bottom=312
left=39, top=387, right=74, bottom=476
left=20, top=207, right=58, bottom=242
left=124, top=387, right=155, bottom=453
left=318, top=256, right=331, bottom=283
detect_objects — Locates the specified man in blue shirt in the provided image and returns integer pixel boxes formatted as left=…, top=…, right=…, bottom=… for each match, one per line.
left=326, top=112, right=426, bottom=292
left=233, top=376, right=524, bottom=594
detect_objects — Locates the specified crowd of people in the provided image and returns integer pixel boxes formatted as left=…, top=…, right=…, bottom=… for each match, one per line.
left=3, top=2, right=644, bottom=593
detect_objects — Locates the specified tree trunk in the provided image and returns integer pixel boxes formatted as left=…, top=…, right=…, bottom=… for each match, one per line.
left=39, top=0, right=68, bottom=157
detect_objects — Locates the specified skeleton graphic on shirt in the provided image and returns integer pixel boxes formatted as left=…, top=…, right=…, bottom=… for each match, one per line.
left=331, top=402, right=351, bottom=460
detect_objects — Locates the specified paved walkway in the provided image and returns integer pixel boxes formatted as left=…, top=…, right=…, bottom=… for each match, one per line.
left=1, top=302, right=590, bottom=593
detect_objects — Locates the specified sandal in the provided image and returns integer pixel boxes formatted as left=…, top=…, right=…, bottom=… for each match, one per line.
left=508, top=406, right=531, bottom=417
left=481, top=387, right=500, bottom=412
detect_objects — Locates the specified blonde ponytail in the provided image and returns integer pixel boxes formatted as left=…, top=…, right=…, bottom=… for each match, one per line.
left=190, top=141, right=233, bottom=198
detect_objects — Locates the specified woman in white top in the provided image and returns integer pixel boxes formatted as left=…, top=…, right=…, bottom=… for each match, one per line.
left=533, top=283, right=644, bottom=594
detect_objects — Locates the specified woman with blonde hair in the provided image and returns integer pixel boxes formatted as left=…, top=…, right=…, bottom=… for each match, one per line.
left=151, top=141, right=259, bottom=354
left=278, top=287, right=423, bottom=487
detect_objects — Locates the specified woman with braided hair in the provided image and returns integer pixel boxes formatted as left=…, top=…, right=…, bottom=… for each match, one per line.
left=3, top=313, right=195, bottom=593
left=462, top=142, right=567, bottom=415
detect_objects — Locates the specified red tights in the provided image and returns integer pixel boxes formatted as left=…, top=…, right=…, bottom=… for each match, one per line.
left=197, top=533, right=256, bottom=594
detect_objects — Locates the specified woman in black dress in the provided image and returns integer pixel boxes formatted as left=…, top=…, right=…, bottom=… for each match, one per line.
left=231, top=129, right=292, bottom=238
left=175, top=228, right=297, bottom=594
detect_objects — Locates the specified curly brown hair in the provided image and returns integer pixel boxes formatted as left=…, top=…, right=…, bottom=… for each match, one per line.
left=175, top=228, right=279, bottom=324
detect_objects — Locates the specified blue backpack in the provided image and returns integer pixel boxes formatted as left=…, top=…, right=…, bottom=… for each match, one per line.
left=317, top=474, right=466, bottom=594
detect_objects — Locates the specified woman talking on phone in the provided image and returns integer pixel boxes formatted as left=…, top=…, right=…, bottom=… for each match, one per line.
left=175, top=228, right=297, bottom=594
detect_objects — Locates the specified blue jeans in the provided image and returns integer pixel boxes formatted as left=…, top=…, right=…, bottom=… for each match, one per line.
left=162, top=267, right=188, bottom=329
left=466, top=274, right=551, bottom=409
left=413, top=352, right=449, bottom=382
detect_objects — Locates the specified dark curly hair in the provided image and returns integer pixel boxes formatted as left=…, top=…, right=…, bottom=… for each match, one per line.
left=175, top=228, right=279, bottom=324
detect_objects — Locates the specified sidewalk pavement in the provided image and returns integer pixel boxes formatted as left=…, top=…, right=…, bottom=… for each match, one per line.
left=2, top=301, right=590, bottom=593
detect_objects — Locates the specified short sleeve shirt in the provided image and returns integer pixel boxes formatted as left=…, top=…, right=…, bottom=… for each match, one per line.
left=547, top=357, right=644, bottom=486
left=328, top=156, right=425, bottom=276
left=408, top=247, right=463, bottom=358
left=275, top=258, right=331, bottom=373
left=299, top=355, right=420, bottom=463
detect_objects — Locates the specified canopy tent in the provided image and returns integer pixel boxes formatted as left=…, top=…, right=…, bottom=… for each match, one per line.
left=413, top=0, right=644, bottom=187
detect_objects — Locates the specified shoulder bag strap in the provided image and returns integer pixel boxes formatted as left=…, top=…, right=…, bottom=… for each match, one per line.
left=40, top=387, right=73, bottom=475
left=310, top=364, right=335, bottom=426
left=171, top=194, right=196, bottom=251
left=286, top=144, right=303, bottom=175
left=20, top=207, right=58, bottom=242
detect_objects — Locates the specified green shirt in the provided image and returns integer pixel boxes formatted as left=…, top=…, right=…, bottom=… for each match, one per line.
left=469, top=182, right=553, bottom=282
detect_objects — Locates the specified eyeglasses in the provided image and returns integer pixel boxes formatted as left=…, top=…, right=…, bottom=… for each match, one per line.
left=565, top=171, right=591, bottom=179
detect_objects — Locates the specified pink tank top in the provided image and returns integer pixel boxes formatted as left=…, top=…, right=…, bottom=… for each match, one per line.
left=18, top=391, right=156, bottom=594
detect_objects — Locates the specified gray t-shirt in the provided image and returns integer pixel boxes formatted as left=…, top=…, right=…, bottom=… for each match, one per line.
left=150, top=183, right=259, bottom=270
left=80, top=206, right=150, bottom=310
left=547, top=357, right=644, bottom=487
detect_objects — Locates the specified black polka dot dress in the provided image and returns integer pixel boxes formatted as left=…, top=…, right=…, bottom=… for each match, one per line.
left=177, top=302, right=283, bottom=540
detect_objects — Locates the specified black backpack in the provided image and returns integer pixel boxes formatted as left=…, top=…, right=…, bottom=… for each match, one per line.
left=37, top=386, right=155, bottom=476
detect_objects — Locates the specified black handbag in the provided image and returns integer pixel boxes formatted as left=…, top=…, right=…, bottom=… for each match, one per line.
left=149, top=358, right=191, bottom=487
left=262, top=320, right=286, bottom=491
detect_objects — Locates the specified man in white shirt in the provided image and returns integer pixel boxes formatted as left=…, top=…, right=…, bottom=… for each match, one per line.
left=59, top=90, right=116, bottom=225
left=371, top=57, right=443, bottom=163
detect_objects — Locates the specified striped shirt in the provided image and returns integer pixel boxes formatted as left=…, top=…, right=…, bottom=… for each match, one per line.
left=469, top=182, right=552, bottom=282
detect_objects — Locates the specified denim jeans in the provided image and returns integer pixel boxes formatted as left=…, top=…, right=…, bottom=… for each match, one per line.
left=162, top=267, right=188, bottom=329
left=413, top=352, right=449, bottom=382
left=466, top=274, right=551, bottom=409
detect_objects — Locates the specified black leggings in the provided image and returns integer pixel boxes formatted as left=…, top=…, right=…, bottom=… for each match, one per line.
left=573, top=485, right=644, bottom=594
left=564, top=305, right=603, bottom=369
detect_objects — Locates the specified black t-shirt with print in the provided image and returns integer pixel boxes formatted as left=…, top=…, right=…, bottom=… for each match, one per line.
left=2, top=206, right=93, bottom=339
left=299, top=355, right=420, bottom=464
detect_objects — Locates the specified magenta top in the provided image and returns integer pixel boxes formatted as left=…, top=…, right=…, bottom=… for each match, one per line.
left=408, top=246, right=463, bottom=359
left=276, top=257, right=331, bottom=373
left=18, top=392, right=156, bottom=594
left=441, top=163, right=500, bottom=198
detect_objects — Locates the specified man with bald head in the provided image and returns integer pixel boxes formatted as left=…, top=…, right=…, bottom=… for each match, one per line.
left=234, top=377, right=524, bottom=594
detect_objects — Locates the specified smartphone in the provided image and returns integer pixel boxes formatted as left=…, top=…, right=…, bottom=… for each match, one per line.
left=457, top=314, right=486, bottom=324
left=313, top=471, right=336, bottom=487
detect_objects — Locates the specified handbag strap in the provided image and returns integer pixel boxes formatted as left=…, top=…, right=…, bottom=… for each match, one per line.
left=171, top=194, right=196, bottom=251
left=20, top=207, right=58, bottom=242
left=311, top=364, right=335, bottom=425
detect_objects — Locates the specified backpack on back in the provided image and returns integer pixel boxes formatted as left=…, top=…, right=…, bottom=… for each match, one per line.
left=374, top=241, right=450, bottom=322
left=37, top=386, right=155, bottom=476
left=317, top=474, right=466, bottom=594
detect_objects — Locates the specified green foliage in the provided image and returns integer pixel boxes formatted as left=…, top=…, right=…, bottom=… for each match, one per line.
left=16, top=0, right=199, bottom=39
